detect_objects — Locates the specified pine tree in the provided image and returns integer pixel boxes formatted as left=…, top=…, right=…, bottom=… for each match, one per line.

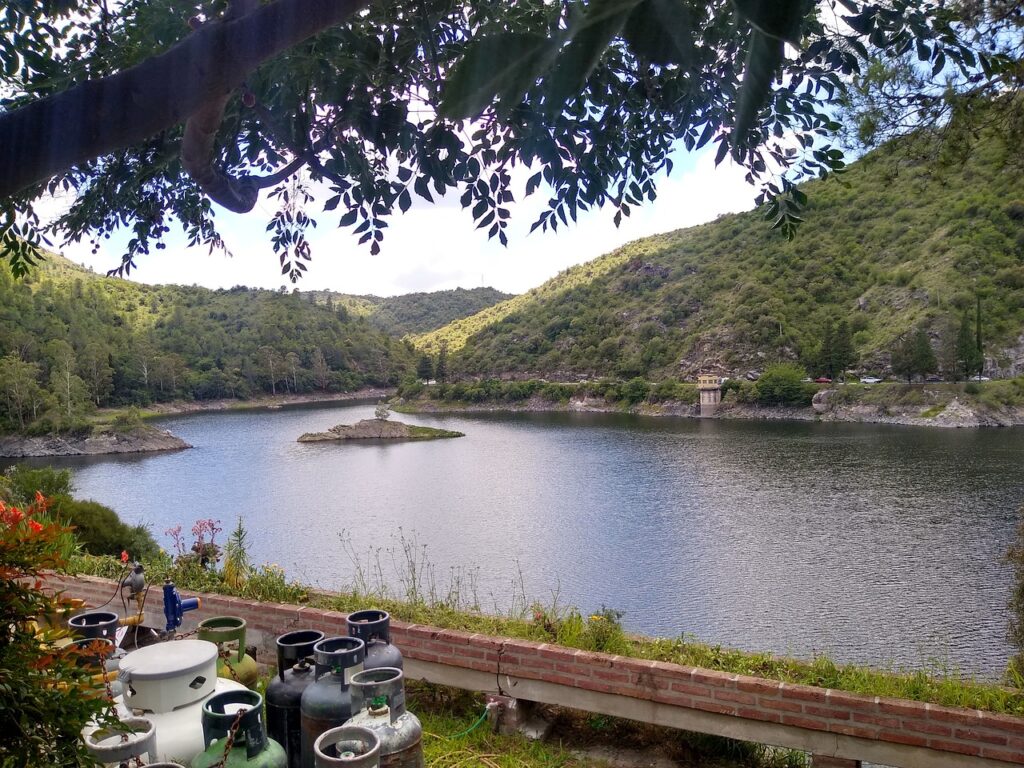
left=435, top=342, right=449, bottom=383
left=891, top=334, right=916, bottom=383
left=416, top=355, right=434, bottom=381
left=832, top=320, right=856, bottom=381
left=956, top=313, right=983, bottom=380
left=818, top=317, right=835, bottom=378
left=910, top=328, right=937, bottom=380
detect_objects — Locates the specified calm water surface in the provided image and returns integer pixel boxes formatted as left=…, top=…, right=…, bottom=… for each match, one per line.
left=23, top=402, right=1024, bottom=678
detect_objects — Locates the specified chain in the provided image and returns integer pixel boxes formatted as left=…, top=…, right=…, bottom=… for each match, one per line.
left=174, top=627, right=200, bottom=640
left=214, top=708, right=246, bottom=768
left=218, top=647, right=242, bottom=682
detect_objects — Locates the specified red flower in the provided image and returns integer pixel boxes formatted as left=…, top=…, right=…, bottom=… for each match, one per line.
left=121, top=550, right=130, bottom=563
left=27, top=520, right=43, bottom=533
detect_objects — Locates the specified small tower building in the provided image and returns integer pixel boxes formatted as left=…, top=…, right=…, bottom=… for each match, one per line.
left=697, top=374, right=722, bottom=417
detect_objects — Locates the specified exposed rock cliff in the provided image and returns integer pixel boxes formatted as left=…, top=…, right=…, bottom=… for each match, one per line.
left=0, top=426, right=191, bottom=458
left=298, top=419, right=463, bottom=442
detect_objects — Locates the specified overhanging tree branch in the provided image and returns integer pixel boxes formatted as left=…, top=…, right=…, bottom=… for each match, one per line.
left=0, top=0, right=370, bottom=200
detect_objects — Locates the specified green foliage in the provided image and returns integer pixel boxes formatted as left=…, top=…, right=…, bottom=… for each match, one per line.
left=620, top=377, right=651, bottom=405
left=0, top=495, right=119, bottom=767
left=50, top=496, right=160, bottom=561
left=1004, top=509, right=1024, bottom=683
left=0, top=254, right=417, bottom=433
left=2, top=465, right=73, bottom=503
left=892, top=328, right=937, bottom=382
left=648, top=379, right=698, bottom=403
left=753, top=364, right=813, bottom=406
left=416, top=126, right=1024, bottom=383
left=222, top=517, right=252, bottom=591
left=310, top=288, right=513, bottom=337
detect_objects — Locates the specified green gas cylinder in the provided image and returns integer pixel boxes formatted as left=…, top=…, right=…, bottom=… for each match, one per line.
left=191, top=690, right=287, bottom=768
left=197, top=616, right=259, bottom=688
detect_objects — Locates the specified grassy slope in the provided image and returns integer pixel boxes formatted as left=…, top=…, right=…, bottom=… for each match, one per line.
left=307, top=287, right=513, bottom=336
left=413, top=128, right=1024, bottom=380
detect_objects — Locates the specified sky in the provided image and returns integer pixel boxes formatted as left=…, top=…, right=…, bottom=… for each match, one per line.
left=53, top=145, right=758, bottom=298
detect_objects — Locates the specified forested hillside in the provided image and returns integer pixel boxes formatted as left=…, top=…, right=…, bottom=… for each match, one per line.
left=414, top=125, right=1024, bottom=381
left=306, top=287, right=512, bottom=336
left=0, top=255, right=415, bottom=433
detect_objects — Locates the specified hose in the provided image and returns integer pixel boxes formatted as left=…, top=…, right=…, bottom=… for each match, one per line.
left=449, top=706, right=491, bottom=739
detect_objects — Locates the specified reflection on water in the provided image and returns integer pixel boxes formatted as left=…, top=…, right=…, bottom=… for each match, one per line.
left=14, top=402, right=1024, bottom=678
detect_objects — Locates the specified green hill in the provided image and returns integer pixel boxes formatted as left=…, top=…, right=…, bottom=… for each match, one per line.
left=306, top=287, right=512, bottom=336
left=413, top=127, right=1024, bottom=380
left=0, top=254, right=416, bottom=433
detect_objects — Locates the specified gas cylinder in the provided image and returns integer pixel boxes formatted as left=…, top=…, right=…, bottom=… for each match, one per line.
left=197, top=616, right=259, bottom=688
left=267, top=629, right=325, bottom=768
left=343, top=668, right=422, bottom=768
left=313, top=725, right=380, bottom=768
left=69, top=610, right=120, bottom=641
left=299, top=637, right=365, bottom=768
left=84, top=717, right=158, bottom=766
left=190, top=690, right=287, bottom=768
left=117, top=639, right=247, bottom=764
left=346, top=611, right=402, bottom=671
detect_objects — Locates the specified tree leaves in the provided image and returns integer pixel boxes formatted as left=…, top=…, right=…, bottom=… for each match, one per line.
left=621, top=0, right=696, bottom=67
left=439, top=33, right=559, bottom=120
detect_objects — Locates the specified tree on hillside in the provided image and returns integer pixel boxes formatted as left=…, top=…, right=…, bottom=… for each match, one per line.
left=956, top=312, right=984, bottom=380
left=311, top=347, right=330, bottom=391
left=892, top=327, right=936, bottom=383
left=1, top=0, right=1015, bottom=278
left=0, top=356, right=44, bottom=430
left=815, top=317, right=857, bottom=381
left=416, top=355, right=434, bottom=382
left=435, top=343, right=449, bottom=384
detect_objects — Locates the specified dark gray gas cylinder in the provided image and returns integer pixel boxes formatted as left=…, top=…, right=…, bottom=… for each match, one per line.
left=267, top=629, right=325, bottom=768
left=299, top=636, right=365, bottom=768
left=346, top=611, right=402, bottom=671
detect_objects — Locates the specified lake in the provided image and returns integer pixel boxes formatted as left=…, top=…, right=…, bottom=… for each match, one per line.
left=17, top=401, right=1024, bottom=678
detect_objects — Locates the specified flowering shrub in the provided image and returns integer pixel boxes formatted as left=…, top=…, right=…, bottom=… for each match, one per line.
left=166, top=517, right=223, bottom=570
left=0, top=494, right=117, bottom=766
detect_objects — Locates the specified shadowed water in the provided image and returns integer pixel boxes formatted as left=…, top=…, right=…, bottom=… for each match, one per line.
left=17, top=401, right=1024, bottom=678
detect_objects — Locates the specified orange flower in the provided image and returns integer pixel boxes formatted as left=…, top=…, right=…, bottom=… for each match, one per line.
left=120, top=550, right=129, bottom=563
left=28, top=520, right=43, bottom=533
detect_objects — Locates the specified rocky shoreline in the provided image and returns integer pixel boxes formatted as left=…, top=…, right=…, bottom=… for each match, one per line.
left=1, top=389, right=392, bottom=458
left=0, top=425, right=191, bottom=458
left=395, top=393, right=1024, bottom=428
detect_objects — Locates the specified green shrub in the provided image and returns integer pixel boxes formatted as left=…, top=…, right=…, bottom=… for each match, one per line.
left=397, top=376, right=424, bottom=399
left=539, top=383, right=574, bottom=402
left=620, top=377, right=651, bottom=405
left=2, top=465, right=73, bottom=504
left=754, top=364, right=814, bottom=406
left=964, top=382, right=981, bottom=395
left=51, top=496, right=161, bottom=561
left=111, top=406, right=143, bottom=431
left=648, top=380, right=699, bottom=404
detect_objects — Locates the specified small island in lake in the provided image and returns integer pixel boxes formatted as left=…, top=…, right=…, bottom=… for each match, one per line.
left=297, top=418, right=464, bottom=443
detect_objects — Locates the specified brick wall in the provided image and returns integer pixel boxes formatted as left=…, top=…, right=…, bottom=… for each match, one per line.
left=50, top=574, right=1024, bottom=766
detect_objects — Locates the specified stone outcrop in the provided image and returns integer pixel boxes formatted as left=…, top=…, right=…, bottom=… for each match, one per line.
left=298, top=418, right=463, bottom=442
left=0, top=426, right=191, bottom=458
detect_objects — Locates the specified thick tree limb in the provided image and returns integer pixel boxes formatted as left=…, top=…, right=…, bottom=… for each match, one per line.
left=0, top=0, right=370, bottom=200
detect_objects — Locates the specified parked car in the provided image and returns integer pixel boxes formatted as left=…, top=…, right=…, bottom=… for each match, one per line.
left=860, top=376, right=883, bottom=384
left=925, top=375, right=943, bottom=382
left=970, top=374, right=991, bottom=381
left=814, top=377, right=832, bottom=384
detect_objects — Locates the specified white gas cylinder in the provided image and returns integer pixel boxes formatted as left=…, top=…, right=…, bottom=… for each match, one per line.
left=115, top=639, right=246, bottom=764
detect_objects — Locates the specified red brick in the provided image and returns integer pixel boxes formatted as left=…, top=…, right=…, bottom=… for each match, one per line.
left=876, top=698, right=928, bottom=718
left=901, top=719, right=952, bottom=737
left=713, top=689, right=757, bottom=706
left=738, top=706, right=778, bottom=722
left=927, top=706, right=984, bottom=726
left=781, top=684, right=829, bottom=704
left=804, top=705, right=850, bottom=720
left=954, top=728, right=1008, bottom=746
left=736, top=677, right=781, bottom=696
left=877, top=730, right=928, bottom=748
left=826, top=723, right=877, bottom=739
left=593, top=669, right=631, bottom=683
left=927, top=738, right=982, bottom=757
left=780, top=714, right=827, bottom=731
left=980, top=746, right=1024, bottom=763
left=852, top=712, right=900, bottom=729
left=759, top=697, right=803, bottom=713
left=692, top=669, right=736, bottom=688
left=697, top=700, right=739, bottom=716
left=669, top=681, right=712, bottom=698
